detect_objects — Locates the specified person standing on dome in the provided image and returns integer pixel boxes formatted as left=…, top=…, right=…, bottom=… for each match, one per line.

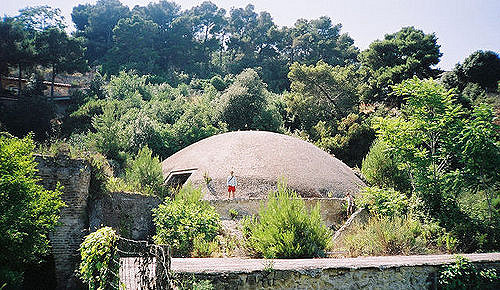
left=227, top=171, right=237, bottom=199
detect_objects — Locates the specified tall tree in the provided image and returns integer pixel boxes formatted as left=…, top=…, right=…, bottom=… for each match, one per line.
left=359, top=26, right=442, bottom=105
left=35, top=28, right=87, bottom=98
left=0, top=19, right=36, bottom=94
left=104, top=14, right=161, bottom=75
left=189, top=1, right=226, bottom=74
left=73, top=0, right=130, bottom=63
left=71, top=4, right=92, bottom=32
left=15, top=5, right=65, bottom=32
left=375, top=77, right=500, bottom=249
left=442, top=50, right=500, bottom=93
left=289, top=16, right=358, bottom=66
left=287, top=61, right=360, bottom=134
left=219, top=68, right=281, bottom=131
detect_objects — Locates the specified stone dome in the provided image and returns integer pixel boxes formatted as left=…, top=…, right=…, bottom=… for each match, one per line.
left=161, top=131, right=365, bottom=199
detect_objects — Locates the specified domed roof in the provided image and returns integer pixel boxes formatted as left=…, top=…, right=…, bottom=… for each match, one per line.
left=161, top=131, right=365, bottom=199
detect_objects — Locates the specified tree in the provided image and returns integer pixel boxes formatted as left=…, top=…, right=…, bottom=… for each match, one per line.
left=104, top=14, right=161, bottom=75
left=375, top=78, right=464, bottom=215
left=461, top=51, right=500, bottom=91
left=0, top=75, right=55, bottom=141
left=74, top=0, right=130, bottom=63
left=359, top=27, right=442, bottom=105
left=375, top=77, right=500, bottom=250
left=189, top=1, right=226, bottom=73
left=0, top=134, right=64, bottom=287
left=442, top=50, right=500, bottom=93
left=15, top=5, right=65, bottom=32
left=289, top=16, right=358, bottom=66
left=35, top=27, right=87, bottom=98
left=71, top=4, right=92, bottom=32
left=287, top=61, right=360, bottom=135
left=219, top=68, right=280, bottom=131
left=0, top=19, right=36, bottom=95
left=125, top=146, right=165, bottom=196
left=153, top=185, right=220, bottom=257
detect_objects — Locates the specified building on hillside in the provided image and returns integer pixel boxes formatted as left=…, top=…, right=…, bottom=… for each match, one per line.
left=161, top=131, right=365, bottom=199
left=0, top=76, right=72, bottom=100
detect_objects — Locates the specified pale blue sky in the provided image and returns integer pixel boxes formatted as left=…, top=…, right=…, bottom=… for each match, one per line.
left=2, top=0, right=499, bottom=70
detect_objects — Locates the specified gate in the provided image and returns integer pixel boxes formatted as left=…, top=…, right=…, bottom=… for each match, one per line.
left=116, top=237, right=172, bottom=289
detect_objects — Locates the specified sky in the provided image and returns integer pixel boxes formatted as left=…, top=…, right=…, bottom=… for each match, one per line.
left=2, top=0, right=499, bottom=71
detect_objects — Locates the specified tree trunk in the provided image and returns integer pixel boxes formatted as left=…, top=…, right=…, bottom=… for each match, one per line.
left=50, top=64, right=55, bottom=100
left=18, top=63, right=22, bottom=96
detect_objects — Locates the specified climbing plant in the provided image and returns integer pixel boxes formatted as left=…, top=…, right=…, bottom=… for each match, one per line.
left=79, top=227, right=120, bottom=290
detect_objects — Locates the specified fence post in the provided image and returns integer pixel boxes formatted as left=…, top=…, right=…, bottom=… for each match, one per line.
left=155, top=245, right=171, bottom=289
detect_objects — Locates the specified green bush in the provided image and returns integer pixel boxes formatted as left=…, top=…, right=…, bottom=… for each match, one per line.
left=153, top=184, right=220, bottom=257
left=358, top=186, right=409, bottom=217
left=438, top=255, right=499, bottom=289
left=125, top=146, right=165, bottom=197
left=79, top=227, right=120, bottom=290
left=361, top=139, right=410, bottom=191
left=343, top=216, right=456, bottom=257
left=242, top=181, right=332, bottom=258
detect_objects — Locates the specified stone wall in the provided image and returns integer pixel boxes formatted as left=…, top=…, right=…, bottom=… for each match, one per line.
left=208, top=198, right=346, bottom=227
left=35, top=155, right=161, bottom=289
left=35, top=155, right=91, bottom=290
left=88, top=192, right=161, bottom=240
left=172, top=253, right=500, bottom=290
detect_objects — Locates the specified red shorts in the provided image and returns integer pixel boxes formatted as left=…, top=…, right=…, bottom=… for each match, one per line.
left=228, top=185, right=236, bottom=193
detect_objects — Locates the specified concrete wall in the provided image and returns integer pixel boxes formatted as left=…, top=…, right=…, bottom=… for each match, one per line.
left=208, top=198, right=346, bottom=227
left=35, top=155, right=91, bottom=290
left=89, top=192, right=161, bottom=240
left=172, top=254, right=500, bottom=290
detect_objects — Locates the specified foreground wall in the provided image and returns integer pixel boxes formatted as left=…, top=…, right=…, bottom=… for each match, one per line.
left=172, top=253, right=500, bottom=290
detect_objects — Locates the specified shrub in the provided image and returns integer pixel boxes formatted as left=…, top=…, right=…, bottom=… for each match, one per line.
left=153, top=184, right=220, bottom=257
left=242, top=181, right=332, bottom=258
left=125, top=146, right=165, bottom=197
left=438, top=255, right=499, bottom=289
left=343, top=216, right=456, bottom=257
left=79, top=227, right=120, bottom=290
left=191, top=234, right=218, bottom=258
left=361, top=139, right=410, bottom=191
left=358, top=186, right=409, bottom=217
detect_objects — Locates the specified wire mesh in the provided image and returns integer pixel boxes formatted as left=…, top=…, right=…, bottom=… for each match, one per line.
left=115, top=236, right=172, bottom=290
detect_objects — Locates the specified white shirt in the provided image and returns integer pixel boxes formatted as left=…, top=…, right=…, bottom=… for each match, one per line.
left=227, top=175, right=237, bottom=186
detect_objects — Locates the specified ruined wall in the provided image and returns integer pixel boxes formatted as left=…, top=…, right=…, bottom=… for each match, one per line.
left=35, top=155, right=161, bottom=289
left=89, top=192, right=161, bottom=240
left=35, top=155, right=91, bottom=290
left=208, top=198, right=346, bottom=227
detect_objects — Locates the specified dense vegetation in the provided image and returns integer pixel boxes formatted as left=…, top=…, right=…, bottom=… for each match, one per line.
left=0, top=0, right=499, bottom=286
left=438, top=255, right=499, bottom=289
left=0, top=134, right=64, bottom=287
